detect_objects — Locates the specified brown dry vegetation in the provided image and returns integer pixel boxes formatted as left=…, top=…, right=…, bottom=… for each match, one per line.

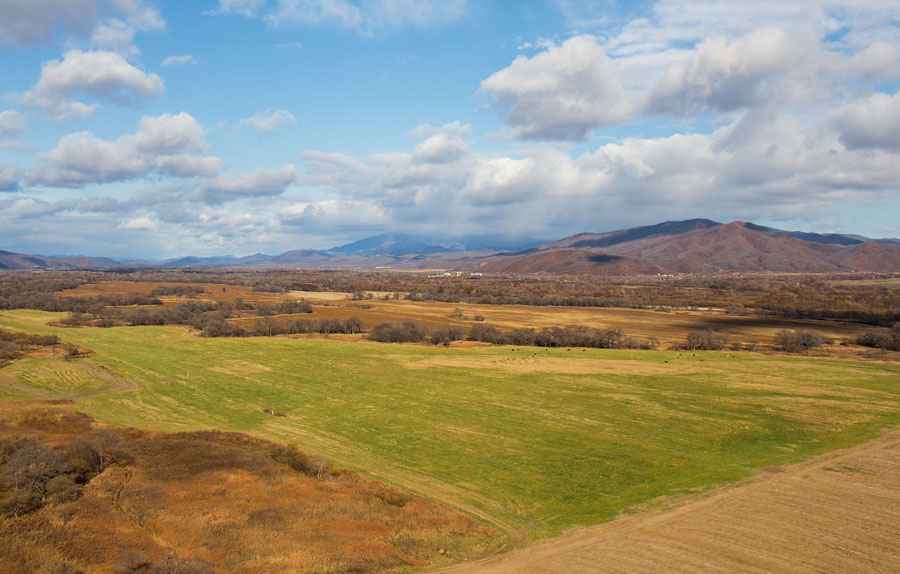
left=58, top=281, right=285, bottom=308
left=274, top=299, right=872, bottom=350
left=0, top=401, right=497, bottom=574
left=53, top=279, right=887, bottom=355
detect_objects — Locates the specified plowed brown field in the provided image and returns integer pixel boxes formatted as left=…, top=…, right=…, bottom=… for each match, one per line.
left=441, top=427, right=900, bottom=573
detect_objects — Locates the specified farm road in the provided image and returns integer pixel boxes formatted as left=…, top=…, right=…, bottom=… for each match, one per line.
left=440, top=427, right=900, bottom=573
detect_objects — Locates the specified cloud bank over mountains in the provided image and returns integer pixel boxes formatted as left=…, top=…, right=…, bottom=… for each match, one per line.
left=1, top=0, right=900, bottom=257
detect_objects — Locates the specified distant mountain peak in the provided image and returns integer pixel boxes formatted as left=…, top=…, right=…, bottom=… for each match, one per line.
left=329, top=232, right=451, bottom=256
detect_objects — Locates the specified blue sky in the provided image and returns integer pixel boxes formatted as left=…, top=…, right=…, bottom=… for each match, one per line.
left=2, top=0, right=900, bottom=258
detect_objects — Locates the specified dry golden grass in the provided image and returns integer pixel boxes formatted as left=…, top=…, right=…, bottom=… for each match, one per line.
left=58, top=281, right=285, bottom=307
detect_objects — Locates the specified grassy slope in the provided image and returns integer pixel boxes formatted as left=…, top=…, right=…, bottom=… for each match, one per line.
left=1, top=309, right=899, bottom=541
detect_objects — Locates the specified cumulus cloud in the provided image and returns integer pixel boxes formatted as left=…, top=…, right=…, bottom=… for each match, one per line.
left=0, top=110, right=27, bottom=140
left=91, top=19, right=139, bottom=58
left=264, top=0, right=468, bottom=34
left=161, top=54, right=197, bottom=66
left=647, top=27, right=819, bottom=115
left=280, top=199, right=391, bottom=230
left=411, top=121, right=470, bottom=163
left=484, top=9, right=900, bottom=140
left=22, top=50, right=164, bottom=120
left=2, top=197, right=79, bottom=218
left=28, top=112, right=221, bottom=187
left=647, top=26, right=900, bottom=116
left=0, top=165, right=22, bottom=192
left=89, top=2, right=164, bottom=58
left=200, top=164, right=297, bottom=203
left=207, top=0, right=269, bottom=17
left=0, top=0, right=163, bottom=47
left=290, top=108, right=900, bottom=237
left=601, top=1, right=900, bottom=59
left=480, top=35, right=632, bottom=140
left=0, top=0, right=100, bottom=46
left=835, top=90, right=900, bottom=150
left=236, top=109, right=296, bottom=134
left=116, top=216, right=159, bottom=231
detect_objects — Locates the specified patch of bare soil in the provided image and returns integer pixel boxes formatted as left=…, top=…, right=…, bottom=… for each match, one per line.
left=440, top=427, right=900, bottom=573
left=394, top=354, right=715, bottom=376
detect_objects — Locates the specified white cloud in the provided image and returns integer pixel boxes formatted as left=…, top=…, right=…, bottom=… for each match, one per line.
left=0, top=0, right=163, bottom=47
left=28, top=112, right=221, bottom=187
left=161, top=54, right=197, bottom=66
left=0, top=165, right=22, bottom=192
left=479, top=35, right=632, bottom=140
left=22, top=50, right=164, bottom=120
left=647, top=26, right=900, bottom=116
left=290, top=108, right=900, bottom=237
left=280, top=199, right=391, bottom=229
left=600, top=1, right=900, bottom=58
left=411, top=121, right=470, bottom=163
left=648, top=27, right=820, bottom=115
left=265, top=0, right=468, bottom=34
left=91, top=19, right=139, bottom=58
left=0, top=110, right=27, bottom=139
left=208, top=0, right=269, bottom=17
left=117, top=216, right=159, bottom=231
left=835, top=90, right=900, bottom=150
left=89, top=2, right=164, bottom=58
left=236, top=109, right=296, bottom=134
left=0, top=0, right=100, bottom=47
left=110, top=0, right=165, bottom=31
left=2, top=198, right=79, bottom=218
left=483, top=7, right=900, bottom=140
left=201, top=164, right=297, bottom=203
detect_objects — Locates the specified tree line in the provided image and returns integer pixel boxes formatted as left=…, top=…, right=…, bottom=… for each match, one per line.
left=366, top=320, right=660, bottom=349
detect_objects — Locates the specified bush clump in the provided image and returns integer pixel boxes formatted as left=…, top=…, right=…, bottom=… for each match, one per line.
left=853, top=323, right=900, bottom=351
left=775, top=330, right=826, bottom=353
left=677, top=329, right=729, bottom=351
left=367, top=321, right=428, bottom=343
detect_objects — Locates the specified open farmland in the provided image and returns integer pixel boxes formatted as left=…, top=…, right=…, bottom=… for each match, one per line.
left=55, top=281, right=878, bottom=350
left=292, top=298, right=873, bottom=349
left=445, top=426, right=900, bottom=573
left=1, top=310, right=899, bottom=546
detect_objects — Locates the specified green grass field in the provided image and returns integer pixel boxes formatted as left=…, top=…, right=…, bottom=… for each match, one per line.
left=2, top=309, right=899, bottom=542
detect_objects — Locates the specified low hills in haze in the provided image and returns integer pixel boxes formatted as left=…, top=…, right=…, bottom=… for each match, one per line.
left=3, top=221, right=900, bottom=274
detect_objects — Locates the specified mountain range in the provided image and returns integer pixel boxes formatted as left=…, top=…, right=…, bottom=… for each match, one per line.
left=3, top=221, right=900, bottom=274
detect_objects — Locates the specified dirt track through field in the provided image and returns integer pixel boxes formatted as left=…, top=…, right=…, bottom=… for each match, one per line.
left=440, top=427, right=900, bottom=573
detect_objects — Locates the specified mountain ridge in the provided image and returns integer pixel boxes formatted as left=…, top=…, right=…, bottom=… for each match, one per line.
left=3, top=220, right=900, bottom=274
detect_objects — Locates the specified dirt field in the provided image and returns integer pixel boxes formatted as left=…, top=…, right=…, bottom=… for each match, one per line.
left=441, top=427, right=900, bottom=573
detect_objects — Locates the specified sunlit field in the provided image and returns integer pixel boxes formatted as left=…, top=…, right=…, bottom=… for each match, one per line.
left=2, top=310, right=899, bottom=542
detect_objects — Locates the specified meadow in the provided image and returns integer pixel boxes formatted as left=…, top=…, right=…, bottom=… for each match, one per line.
left=1, top=309, right=900, bottom=544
